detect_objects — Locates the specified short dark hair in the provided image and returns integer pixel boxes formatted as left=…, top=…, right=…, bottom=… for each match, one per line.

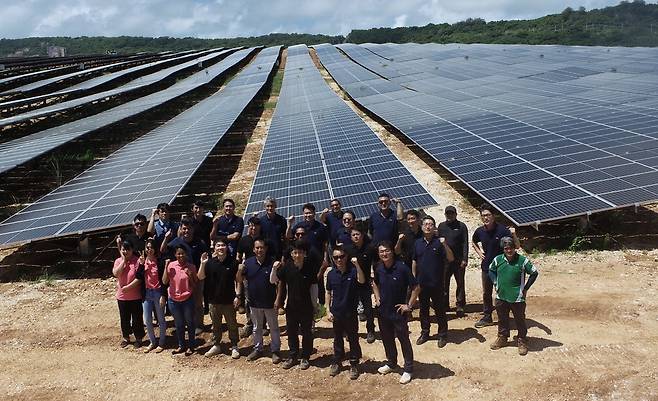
left=133, top=213, right=147, bottom=223
left=480, top=203, right=495, bottom=214
left=302, top=203, right=316, bottom=213
left=144, top=239, right=158, bottom=254
left=173, top=244, right=188, bottom=254
left=330, top=198, right=341, bottom=206
left=223, top=198, right=235, bottom=207
left=343, top=210, right=355, bottom=220
left=332, top=245, right=345, bottom=255
left=406, top=209, right=420, bottom=219
left=422, top=215, right=436, bottom=225
left=247, top=216, right=261, bottom=225
left=121, top=240, right=134, bottom=250
left=180, top=217, right=194, bottom=227
left=378, top=193, right=391, bottom=199
left=193, top=200, right=205, bottom=208
left=157, top=203, right=170, bottom=212
left=254, top=238, right=268, bottom=248
left=291, top=240, right=309, bottom=253
left=377, top=240, right=395, bottom=252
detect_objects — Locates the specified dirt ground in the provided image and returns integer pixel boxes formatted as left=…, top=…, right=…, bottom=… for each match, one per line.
left=2, top=48, right=658, bottom=401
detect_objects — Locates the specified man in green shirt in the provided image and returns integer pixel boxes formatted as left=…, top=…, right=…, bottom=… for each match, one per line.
left=488, top=237, right=538, bottom=356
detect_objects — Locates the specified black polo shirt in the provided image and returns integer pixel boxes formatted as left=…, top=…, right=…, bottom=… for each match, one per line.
left=292, top=219, right=328, bottom=252
left=374, top=260, right=417, bottom=321
left=437, top=220, right=469, bottom=262
left=243, top=256, right=277, bottom=309
left=336, top=227, right=353, bottom=247
left=258, top=212, right=286, bottom=258
left=326, top=265, right=360, bottom=319
left=277, top=259, right=318, bottom=314
left=192, top=215, right=213, bottom=247
left=214, top=215, right=244, bottom=256
left=369, top=209, right=398, bottom=245
left=324, top=211, right=344, bottom=243
left=237, top=234, right=256, bottom=260
left=412, top=236, right=447, bottom=288
left=344, top=240, right=376, bottom=283
left=399, top=225, right=422, bottom=268
left=472, top=222, right=512, bottom=271
left=204, top=256, right=238, bottom=305
left=123, top=231, right=150, bottom=254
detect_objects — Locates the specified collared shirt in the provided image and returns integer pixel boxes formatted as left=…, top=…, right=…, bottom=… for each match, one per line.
left=204, top=256, right=238, bottom=305
left=243, top=256, right=277, bottom=309
left=336, top=227, right=353, bottom=247
left=326, top=265, right=360, bottom=319
left=192, top=215, right=213, bottom=247
left=412, top=236, right=447, bottom=288
left=293, top=219, right=328, bottom=252
left=374, top=260, right=417, bottom=321
left=166, top=261, right=197, bottom=302
left=369, top=209, right=398, bottom=245
left=437, top=220, right=469, bottom=262
left=277, top=259, right=318, bottom=314
left=324, top=211, right=344, bottom=243
left=489, top=253, right=537, bottom=303
left=344, top=240, right=376, bottom=283
left=166, top=237, right=208, bottom=268
left=258, top=212, right=287, bottom=258
left=399, top=224, right=422, bottom=268
left=114, top=255, right=143, bottom=301
left=123, top=231, right=150, bottom=254
left=214, top=215, right=244, bottom=256
left=154, top=219, right=178, bottom=242
left=472, top=222, right=512, bottom=271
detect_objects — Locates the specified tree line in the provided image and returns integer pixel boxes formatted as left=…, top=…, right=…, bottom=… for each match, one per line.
left=1, top=1, right=658, bottom=57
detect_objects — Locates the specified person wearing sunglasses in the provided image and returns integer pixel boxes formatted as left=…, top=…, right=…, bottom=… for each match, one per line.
left=368, top=193, right=404, bottom=246
left=326, top=246, right=366, bottom=379
left=335, top=210, right=356, bottom=247
left=116, top=214, right=152, bottom=255
left=320, top=198, right=344, bottom=247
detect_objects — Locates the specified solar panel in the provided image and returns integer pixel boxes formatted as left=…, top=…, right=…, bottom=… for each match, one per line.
left=0, top=46, right=280, bottom=246
left=0, top=49, right=228, bottom=126
left=315, top=43, right=658, bottom=226
left=244, top=45, right=436, bottom=219
left=0, top=48, right=256, bottom=174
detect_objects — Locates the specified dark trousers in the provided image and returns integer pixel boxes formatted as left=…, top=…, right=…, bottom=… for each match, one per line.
left=378, top=316, right=414, bottom=373
left=482, top=270, right=494, bottom=316
left=496, top=299, right=527, bottom=338
left=332, top=314, right=362, bottom=365
left=318, top=276, right=325, bottom=305
left=358, top=284, right=376, bottom=333
left=286, top=307, right=314, bottom=360
left=117, top=299, right=145, bottom=339
left=419, top=285, right=448, bottom=338
left=444, top=260, right=466, bottom=309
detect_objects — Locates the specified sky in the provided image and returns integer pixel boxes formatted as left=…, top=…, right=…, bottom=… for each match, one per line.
left=0, top=0, right=628, bottom=39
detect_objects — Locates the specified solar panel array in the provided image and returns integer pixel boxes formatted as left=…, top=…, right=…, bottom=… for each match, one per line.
left=0, top=46, right=280, bottom=246
left=315, top=43, right=658, bottom=226
left=0, top=49, right=226, bottom=126
left=0, top=48, right=256, bottom=174
left=244, top=45, right=436, bottom=219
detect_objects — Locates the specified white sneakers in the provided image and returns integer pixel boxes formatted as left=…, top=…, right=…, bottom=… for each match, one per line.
left=231, top=346, right=240, bottom=359
left=377, top=364, right=394, bottom=375
left=378, top=364, right=412, bottom=384
left=204, top=345, right=221, bottom=357
left=399, top=372, right=412, bottom=384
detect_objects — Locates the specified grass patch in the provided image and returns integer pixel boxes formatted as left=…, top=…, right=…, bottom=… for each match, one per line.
left=270, top=69, right=284, bottom=97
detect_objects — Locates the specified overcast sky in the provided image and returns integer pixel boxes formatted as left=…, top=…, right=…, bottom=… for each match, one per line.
left=1, top=0, right=628, bottom=39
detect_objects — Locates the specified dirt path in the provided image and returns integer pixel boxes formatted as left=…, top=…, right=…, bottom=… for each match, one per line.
left=1, top=248, right=656, bottom=401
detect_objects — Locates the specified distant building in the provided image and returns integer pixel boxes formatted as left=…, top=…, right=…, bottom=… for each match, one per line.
left=47, top=46, right=66, bottom=57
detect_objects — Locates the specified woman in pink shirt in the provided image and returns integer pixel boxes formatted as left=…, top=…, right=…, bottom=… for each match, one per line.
left=142, top=239, right=167, bottom=353
left=112, top=240, right=145, bottom=348
left=163, top=244, right=198, bottom=355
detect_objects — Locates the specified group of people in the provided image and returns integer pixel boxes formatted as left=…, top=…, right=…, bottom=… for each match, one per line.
left=112, top=194, right=539, bottom=384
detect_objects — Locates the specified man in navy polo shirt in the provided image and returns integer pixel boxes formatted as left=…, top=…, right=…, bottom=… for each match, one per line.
left=395, top=209, right=422, bottom=268
left=412, top=216, right=454, bottom=348
left=438, top=205, right=469, bottom=317
left=335, top=210, right=356, bottom=247
left=210, top=198, right=244, bottom=258
left=237, top=238, right=282, bottom=364
left=368, top=193, right=403, bottom=246
left=257, top=196, right=287, bottom=260
left=326, top=246, right=366, bottom=380
left=472, top=203, right=520, bottom=328
left=320, top=198, right=344, bottom=247
left=373, top=241, right=420, bottom=385
left=343, top=227, right=376, bottom=343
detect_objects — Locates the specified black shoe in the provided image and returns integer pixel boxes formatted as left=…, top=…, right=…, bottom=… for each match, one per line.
left=329, top=363, right=341, bottom=376
left=358, top=313, right=366, bottom=322
left=475, top=316, right=494, bottom=328
left=416, top=333, right=429, bottom=345
left=247, top=349, right=261, bottom=361
left=299, top=358, right=310, bottom=370
left=349, top=365, right=359, bottom=380
left=437, top=337, right=447, bottom=348
left=271, top=351, right=282, bottom=364
left=263, top=329, right=270, bottom=337
left=366, top=332, right=376, bottom=344
left=282, top=358, right=297, bottom=369
left=456, top=308, right=465, bottom=318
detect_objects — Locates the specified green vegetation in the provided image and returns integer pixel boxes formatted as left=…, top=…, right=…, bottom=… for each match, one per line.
left=347, top=1, right=658, bottom=46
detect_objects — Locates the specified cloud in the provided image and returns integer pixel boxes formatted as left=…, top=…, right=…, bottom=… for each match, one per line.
left=0, top=0, right=624, bottom=39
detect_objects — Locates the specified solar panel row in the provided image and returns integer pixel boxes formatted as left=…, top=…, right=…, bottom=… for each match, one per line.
left=315, top=43, right=658, bottom=226
left=0, top=49, right=227, bottom=126
left=0, top=48, right=256, bottom=175
left=244, top=45, right=436, bottom=220
left=0, top=47, right=280, bottom=246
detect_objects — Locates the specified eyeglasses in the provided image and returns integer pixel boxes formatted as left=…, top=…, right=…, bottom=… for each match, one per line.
left=134, top=221, right=146, bottom=226
left=330, top=203, right=340, bottom=207
left=378, top=199, right=390, bottom=204
left=295, top=232, right=305, bottom=237
left=342, top=218, right=353, bottom=222
left=332, top=254, right=346, bottom=260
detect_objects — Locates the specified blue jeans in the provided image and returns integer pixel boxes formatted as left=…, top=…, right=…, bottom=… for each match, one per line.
left=168, top=297, right=195, bottom=349
left=143, top=288, right=166, bottom=347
